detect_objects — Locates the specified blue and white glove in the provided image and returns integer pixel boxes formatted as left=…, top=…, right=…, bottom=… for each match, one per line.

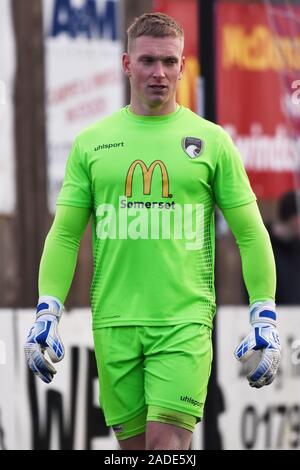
left=235, top=301, right=281, bottom=388
left=24, top=296, right=65, bottom=384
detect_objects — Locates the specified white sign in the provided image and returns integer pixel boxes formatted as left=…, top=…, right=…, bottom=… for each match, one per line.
left=0, top=309, right=119, bottom=450
left=16, top=309, right=119, bottom=450
left=0, top=0, right=16, bottom=214
left=4, top=307, right=299, bottom=449
left=43, top=0, right=124, bottom=212
left=217, top=306, right=300, bottom=450
left=0, top=311, right=16, bottom=450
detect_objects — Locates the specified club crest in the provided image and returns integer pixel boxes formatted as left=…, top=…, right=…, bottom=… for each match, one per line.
left=182, top=137, right=204, bottom=159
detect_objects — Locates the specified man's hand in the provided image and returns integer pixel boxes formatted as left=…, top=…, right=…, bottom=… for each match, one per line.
left=24, top=296, right=65, bottom=384
left=235, top=301, right=281, bottom=388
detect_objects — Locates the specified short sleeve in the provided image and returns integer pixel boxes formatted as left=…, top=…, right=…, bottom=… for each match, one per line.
left=213, top=129, right=256, bottom=210
left=56, top=139, right=92, bottom=208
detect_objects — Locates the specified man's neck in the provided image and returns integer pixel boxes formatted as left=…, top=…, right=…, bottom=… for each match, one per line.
left=129, top=100, right=178, bottom=116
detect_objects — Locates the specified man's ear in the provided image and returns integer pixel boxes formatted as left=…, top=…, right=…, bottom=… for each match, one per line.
left=178, top=55, right=186, bottom=80
left=122, top=52, right=131, bottom=77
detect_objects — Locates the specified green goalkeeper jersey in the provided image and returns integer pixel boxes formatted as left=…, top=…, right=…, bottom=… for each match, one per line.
left=57, top=105, right=256, bottom=328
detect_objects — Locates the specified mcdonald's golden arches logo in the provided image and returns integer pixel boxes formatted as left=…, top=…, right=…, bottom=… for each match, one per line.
left=125, top=160, right=171, bottom=198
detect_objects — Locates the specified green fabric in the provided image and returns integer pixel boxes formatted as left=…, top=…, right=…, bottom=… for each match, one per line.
left=147, top=405, right=197, bottom=432
left=93, top=324, right=212, bottom=425
left=112, top=409, right=147, bottom=441
left=39, top=205, right=90, bottom=303
left=222, top=201, right=276, bottom=304
left=111, top=405, right=197, bottom=440
left=52, top=105, right=255, bottom=328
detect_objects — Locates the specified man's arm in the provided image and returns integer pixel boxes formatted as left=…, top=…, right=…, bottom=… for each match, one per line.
left=222, top=200, right=276, bottom=304
left=222, top=201, right=281, bottom=388
left=24, top=204, right=91, bottom=383
left=39, top=204, right=91, bottom=303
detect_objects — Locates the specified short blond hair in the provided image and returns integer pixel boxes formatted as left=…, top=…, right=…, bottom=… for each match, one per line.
left=127, top=12, right=184, bottom=51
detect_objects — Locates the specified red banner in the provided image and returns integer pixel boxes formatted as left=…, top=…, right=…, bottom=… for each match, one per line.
left=216, top=1, right=300, bottom=199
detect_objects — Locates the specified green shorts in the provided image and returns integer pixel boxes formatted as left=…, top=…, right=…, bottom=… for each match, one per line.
left=93, top=323, right=212, bottom=437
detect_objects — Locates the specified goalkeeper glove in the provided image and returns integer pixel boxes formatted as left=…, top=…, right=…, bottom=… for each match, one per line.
left=234, top=301, right=281, bottom=388
left=24, top=296, right=65, bottom=384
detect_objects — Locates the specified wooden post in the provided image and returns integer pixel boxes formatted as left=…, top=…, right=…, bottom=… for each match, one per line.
left=12, top=0, right=48, bottom=306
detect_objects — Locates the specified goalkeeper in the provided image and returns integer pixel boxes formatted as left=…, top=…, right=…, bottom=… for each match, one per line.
left=24, top=13, right=281, bottom=450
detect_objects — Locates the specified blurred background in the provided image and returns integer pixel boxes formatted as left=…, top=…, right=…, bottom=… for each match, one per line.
left=0, top=0, right=300, bottom=450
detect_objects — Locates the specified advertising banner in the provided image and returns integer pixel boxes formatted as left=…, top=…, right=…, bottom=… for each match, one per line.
left=1, top=307, right=298, bottom=449
left=0, top=309, right=117, bottom=450
left=0, top=311, right=16, bottom=450
left=216, top=2, right=300, bottom=199
left=43, top=0, right=123, bottom=211
left=0, top=0, right=16, bottom=214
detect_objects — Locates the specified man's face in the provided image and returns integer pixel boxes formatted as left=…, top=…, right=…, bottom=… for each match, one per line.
left=123, top=35, right=185, bottom=114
